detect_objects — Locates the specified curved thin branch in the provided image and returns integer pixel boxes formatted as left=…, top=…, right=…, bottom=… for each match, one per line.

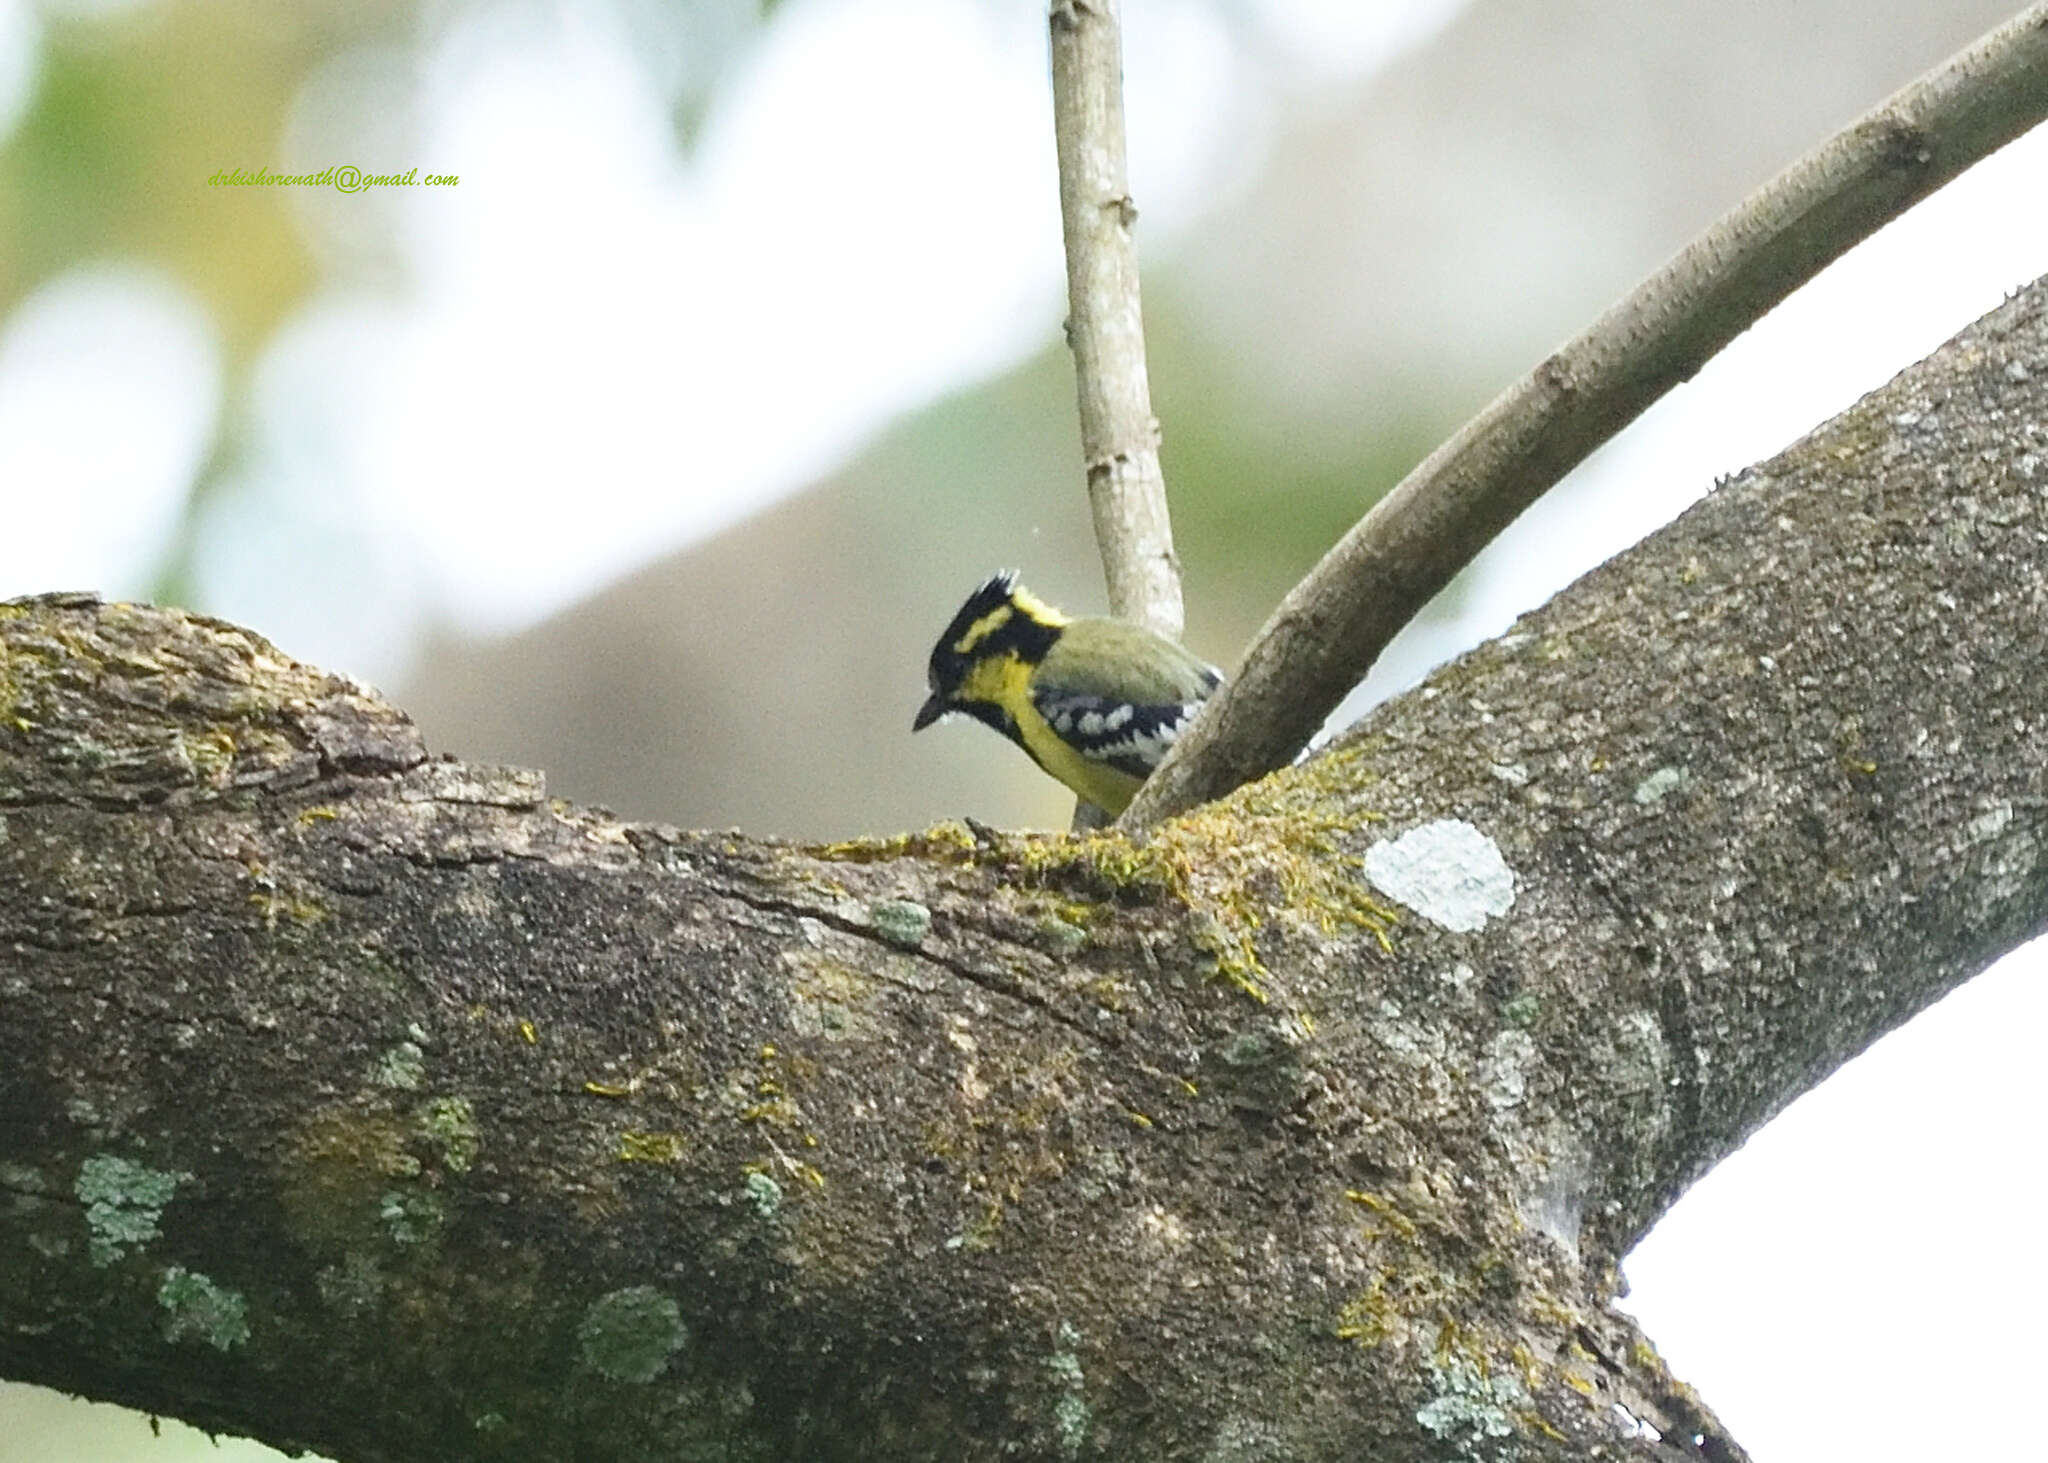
left=1125, top=0, right=2048, bottom=826
left=1049, top=0, right=1182, bottom=642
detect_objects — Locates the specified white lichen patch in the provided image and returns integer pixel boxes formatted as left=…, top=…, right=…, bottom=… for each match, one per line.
left=1633, top=765, right=1690, bottom=805
left=1364, top=820, right=1516, bottom=933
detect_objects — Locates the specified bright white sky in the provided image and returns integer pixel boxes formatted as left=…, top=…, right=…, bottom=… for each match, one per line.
left=0, top=1, right=2043, bottom=1459
left=0, top=0, right=1477, bottom=679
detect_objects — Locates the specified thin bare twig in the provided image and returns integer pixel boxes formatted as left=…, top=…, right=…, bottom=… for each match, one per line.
left=1048, top=0, right=1183, bottom=831
left=1124, top=0, right=2048, bottom=827
left=1049, top=0, right=1182, bottom=643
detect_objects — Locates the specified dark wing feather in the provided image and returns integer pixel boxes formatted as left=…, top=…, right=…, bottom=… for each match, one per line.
left=1031, top=687, right=1211, bottom=780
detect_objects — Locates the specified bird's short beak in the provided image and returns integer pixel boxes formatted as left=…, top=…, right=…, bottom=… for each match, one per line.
left=912, top=694, right=947, bottom=732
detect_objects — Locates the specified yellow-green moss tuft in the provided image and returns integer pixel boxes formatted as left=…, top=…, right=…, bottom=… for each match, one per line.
left=808, top=820, right=983, bottom=865
left=988, top=751, right=1397, bottom=1012
left=617, top=1130, right=687, bottom=1164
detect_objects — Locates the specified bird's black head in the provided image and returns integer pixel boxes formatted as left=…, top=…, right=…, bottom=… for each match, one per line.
left=913, top=571, right=1065, bottom=732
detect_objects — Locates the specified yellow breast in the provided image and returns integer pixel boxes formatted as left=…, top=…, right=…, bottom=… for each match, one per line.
left=960, top=652, right=1143, bottom=813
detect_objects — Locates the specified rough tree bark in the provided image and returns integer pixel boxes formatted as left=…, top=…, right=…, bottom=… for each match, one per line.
left=3, top=281, right=2045, bottom=1461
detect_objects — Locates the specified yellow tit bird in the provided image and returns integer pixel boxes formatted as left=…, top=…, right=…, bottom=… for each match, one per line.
left=913, top=571, right=1223, bottom=815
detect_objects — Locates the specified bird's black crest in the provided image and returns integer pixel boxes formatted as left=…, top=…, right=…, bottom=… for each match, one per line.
left=945, top=570, right=1023, bottom=643
left=924, top=571, right=1064, bottom=695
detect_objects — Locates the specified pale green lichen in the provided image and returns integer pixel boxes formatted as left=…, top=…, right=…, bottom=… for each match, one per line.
left=870, top=898, right=931, bottom=948
left=1048, top=1321, right=1089, bottom=1457
left=75, top=1155, right=189, bottom=1266
left=371, top=1041, right=426, bottom=1090
left=419, top=1096, right=478, bottom=1172
left=744, top=1171, right=783, bottom=1218
left=577, top=1286, right=686, bottom=1383
left=380, top=1189, right=444, bottom=1246
left=158, top=1266, right=250, bottom=1351
left=1053, top=1390, right=1091, bottom=1457
left=1415, top=1355, right=1529, bottom=1460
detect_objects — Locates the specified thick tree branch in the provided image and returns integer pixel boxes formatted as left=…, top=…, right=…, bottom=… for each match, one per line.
left=1127, top=0, right=2048, bottom=825
left=1049, top=0, right=1182, bottom=642
left=4, top=282, right=2046, bottom=1460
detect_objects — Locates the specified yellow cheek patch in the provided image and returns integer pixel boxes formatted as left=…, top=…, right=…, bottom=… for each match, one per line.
left=960, top=651, right=1031, bottom=708
left=953, top=604, right=1013, bottom=656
